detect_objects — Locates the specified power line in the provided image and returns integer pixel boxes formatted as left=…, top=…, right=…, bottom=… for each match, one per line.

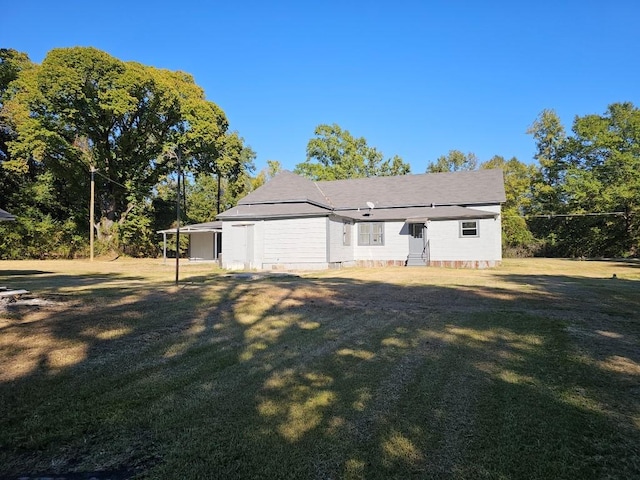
left=93, top=169, right=127, bottom=189
left=504, top=212, right=626, bottom=219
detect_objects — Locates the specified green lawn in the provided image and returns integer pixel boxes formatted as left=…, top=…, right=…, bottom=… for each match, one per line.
left=1, top=258, right=638, bottom=479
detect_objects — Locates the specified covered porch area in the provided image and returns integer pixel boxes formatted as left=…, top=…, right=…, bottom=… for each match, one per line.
left=157, top=221, right=222, bottom=263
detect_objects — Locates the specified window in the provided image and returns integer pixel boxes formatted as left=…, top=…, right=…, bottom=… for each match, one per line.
left=460, top=220, right=479, bottom=237
left=343, top=221, right=352, bottom=246
left=358, top=222, right=384, bottom=245
left=410, top=223, right=423, bottom=238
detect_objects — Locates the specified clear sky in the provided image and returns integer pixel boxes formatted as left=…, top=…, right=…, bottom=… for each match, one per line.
left=3, top=0, right=639, bottom=174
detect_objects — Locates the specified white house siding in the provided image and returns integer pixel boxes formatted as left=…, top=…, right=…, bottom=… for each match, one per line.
left=221, top=207, right=502, bottom=270
left=327, top=216, right=355, bottom=266
left=426, top=206, right=502, bottom=267
left=189, top=232, right=214, bottom=261
left=261, top=217, right=329, bottom=270
left=221, top=221, right=264, bottom=270
left=354, top=221, right=408, bottom=266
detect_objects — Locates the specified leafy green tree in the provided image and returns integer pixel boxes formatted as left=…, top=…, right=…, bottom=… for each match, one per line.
left=0, top=49, right=31, bottom=91
left=216, top=135, right=256, bottom=212
left=427, top=150, right=478, bottom=173
left=0, top=168, right=85, bottom=259
left=527, top=103, right=640, bottom=257
left=184, top=175, right=220, bottom=224
left=0, top=50, right=87, bottom=258
left=295, top=123, right=410, bottom=180
left=566, top=102, right=640, bottom=255
left=117, top=196, right=156, bottom=257
left=2, top=47, right=235, bottom=251
left=481, top=155, right=538, bottom=255
left=266, top=159, right=282, bottom=178
left=251, top=159, right=282, bottom=190
left=527, top=109, right=567, bottom=215
left=1, top=48, right=33, bottom=163
left=169, top=138, right=256, bottom=225
left=0, top=49, right=33, bottom=219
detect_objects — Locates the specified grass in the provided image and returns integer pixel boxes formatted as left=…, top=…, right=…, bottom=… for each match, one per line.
left=0, top=258, right=638, bottom=479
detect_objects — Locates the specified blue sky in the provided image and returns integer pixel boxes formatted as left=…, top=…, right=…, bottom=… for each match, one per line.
left=4, top=1, right=639, bottom=174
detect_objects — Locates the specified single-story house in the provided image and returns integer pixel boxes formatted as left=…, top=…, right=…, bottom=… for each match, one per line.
left=157, top=220, right=222, bottom=262
left=0, top=208, right=15, bottom=221
left=216, top=169, right=506, bottom=270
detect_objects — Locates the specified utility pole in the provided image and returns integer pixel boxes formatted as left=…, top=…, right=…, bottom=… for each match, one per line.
left=90, top=166, right=96, bottom=261
left=175, top=148, right=181, bottom=286
left=217, top=172, right=221, bottom=214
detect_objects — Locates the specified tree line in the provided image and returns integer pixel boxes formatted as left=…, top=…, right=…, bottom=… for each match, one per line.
left=1, top=47, right=638, bottom=259
left=0, top=47, right=256, bottom=258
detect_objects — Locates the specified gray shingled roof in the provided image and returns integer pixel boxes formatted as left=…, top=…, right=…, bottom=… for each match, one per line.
left=218, top=169, right=505, bottom=220
left=317, top=169, right=505, bottom=209
left=238, top=170, right=332, bottom=207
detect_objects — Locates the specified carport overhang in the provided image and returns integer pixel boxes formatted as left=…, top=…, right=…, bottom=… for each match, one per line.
left=157, top=221, right=222, bottom=262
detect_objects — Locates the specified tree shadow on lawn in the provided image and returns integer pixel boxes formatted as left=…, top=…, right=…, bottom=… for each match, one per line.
left=0, top=269, right=151, bottom=298
left=0, top=270, right=638, bottom=479
left=583, top=258, right=640, bottom=268
left=0, top=270, right=52, bottom=277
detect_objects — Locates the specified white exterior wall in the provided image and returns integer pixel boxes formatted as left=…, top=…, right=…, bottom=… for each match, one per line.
left=261, top=217, right=328, bottom=269
left=189, top=232, right=218, bottom=261
left=221, top=204, right=502, bottom=270
left=427, top=205, right=502, bottom=264
left=354, top=221, right=408, bottom=263
left=222, top=217, right=328, bottom=270
left=327, top=216, right=355, bottom=264
left=221, top=221, right=264, bottom=270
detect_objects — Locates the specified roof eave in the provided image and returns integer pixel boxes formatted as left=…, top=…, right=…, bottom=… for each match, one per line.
left=238, top=198, right=332, bottom=209
left=218, top=212, right=331, bottom=221
left=332, top=199, right=505, bottom=211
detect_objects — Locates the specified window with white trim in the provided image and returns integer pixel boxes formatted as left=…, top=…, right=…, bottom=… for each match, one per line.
left=358, top=222, right=384, bottom=245
left=460, top=220, right=479, bottom=237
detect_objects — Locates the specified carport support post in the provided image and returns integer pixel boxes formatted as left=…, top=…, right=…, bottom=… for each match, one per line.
left=163, top=232, right=167, bottom=264
left=175, top=148, right=181, bottom=285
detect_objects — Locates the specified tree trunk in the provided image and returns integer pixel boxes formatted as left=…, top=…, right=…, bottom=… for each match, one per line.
left=96, top=217, right=115, bottom=243
left=96, top=192, right=119, bottom=244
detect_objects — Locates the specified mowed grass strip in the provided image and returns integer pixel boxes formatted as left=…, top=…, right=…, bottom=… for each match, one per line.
left=0, top=258, right=638, bottom=479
